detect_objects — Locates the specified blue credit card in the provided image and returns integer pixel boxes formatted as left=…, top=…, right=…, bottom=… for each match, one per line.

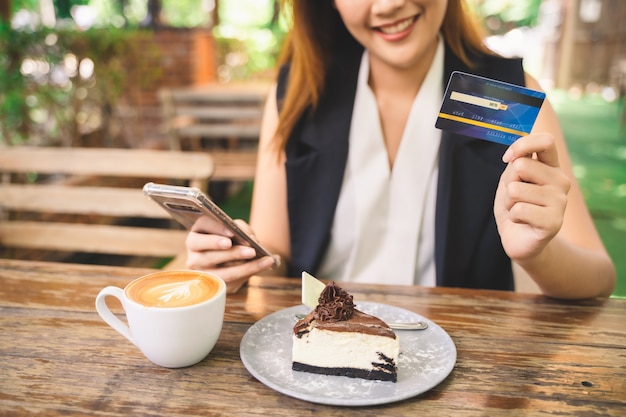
left=435, top=71, right=546, bottom=146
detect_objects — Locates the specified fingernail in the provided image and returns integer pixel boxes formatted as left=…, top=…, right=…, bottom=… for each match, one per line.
left=259, top=257, right=275, bottom=268
left=502, top=147, right=513, bottom=162
left=218, top=238, right=232, bottom=249
left=240, top=247, right=256, bottom=257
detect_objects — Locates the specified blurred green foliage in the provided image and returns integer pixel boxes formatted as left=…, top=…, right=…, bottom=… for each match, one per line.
left=212, top=0, right=286, bottom=82
left=0, top=23, right=160, bottom=146
left=1, top=0, right=286, bottom=146
left=468, top=0, right=543, bottom=33
left=7, top=0, right=39, bottom=14
left=161, top=0, right=210, bottom=28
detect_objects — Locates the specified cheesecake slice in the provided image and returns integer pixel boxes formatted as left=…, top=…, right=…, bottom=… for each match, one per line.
left=292, top=281, right=399, bottom=382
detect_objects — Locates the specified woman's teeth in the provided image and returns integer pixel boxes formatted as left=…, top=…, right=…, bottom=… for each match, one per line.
left=379, top=17, right=416, bottom=34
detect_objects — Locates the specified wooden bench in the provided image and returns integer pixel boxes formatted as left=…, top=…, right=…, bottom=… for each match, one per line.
left=159, top=84, right=268, bottom=182
left=0, top=146, right=214, bottom=266
left=209, top=150, right=258, bottom=182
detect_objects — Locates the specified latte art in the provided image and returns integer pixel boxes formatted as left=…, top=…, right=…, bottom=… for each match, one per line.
left=149, top=279, right=208, bottom=305
left=126, top=271, right=220, bottom=308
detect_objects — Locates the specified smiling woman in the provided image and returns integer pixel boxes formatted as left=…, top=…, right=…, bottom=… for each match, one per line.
left=184, top=0, right=616, bottom=299
left=274, top=0, right=491, bottom=149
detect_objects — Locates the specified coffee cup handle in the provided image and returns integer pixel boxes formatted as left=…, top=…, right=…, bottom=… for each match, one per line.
left=95, top=286, right=135, bottom=346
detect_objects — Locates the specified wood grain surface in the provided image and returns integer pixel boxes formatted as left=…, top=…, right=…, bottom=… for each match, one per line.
left=1, top=259, right=624, bottom=416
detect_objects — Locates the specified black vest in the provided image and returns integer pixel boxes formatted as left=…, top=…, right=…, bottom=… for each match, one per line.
left=278, top=41, right=525, bottom=291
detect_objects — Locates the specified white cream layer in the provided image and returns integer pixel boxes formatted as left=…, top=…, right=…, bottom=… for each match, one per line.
left=292, top=327, right=399, bottom=370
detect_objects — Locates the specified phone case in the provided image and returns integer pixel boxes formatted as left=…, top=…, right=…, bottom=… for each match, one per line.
left=143, top=182, right=279, bottom=267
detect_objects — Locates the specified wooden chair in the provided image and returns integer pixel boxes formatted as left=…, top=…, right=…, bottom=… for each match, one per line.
left=0, top=146, right=214, bottom=267
left=159, top=84, right=268, bottom=182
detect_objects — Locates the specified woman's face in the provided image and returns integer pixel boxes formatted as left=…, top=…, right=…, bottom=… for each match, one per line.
left=333, top=0, right=448, bottom=72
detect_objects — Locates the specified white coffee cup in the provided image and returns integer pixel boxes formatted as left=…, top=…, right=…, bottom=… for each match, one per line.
left=95, top=270, right=226, bottom=368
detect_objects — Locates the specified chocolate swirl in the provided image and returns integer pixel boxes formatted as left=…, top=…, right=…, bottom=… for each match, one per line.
left=313, top=282, right=355, bottom=322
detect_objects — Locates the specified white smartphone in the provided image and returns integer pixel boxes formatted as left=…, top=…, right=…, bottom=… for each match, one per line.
left=143, top=182, right=280, bottom=268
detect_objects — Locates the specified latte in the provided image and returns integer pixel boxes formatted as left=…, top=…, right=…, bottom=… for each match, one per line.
left=126, top=271, right=221, bottom=308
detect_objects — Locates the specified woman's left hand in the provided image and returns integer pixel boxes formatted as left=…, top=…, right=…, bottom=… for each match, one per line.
left=494, top=133, right=571, bottom=262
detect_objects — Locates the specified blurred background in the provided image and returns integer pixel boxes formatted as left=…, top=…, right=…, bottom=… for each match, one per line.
left=1, top=0, right=624, bottom=296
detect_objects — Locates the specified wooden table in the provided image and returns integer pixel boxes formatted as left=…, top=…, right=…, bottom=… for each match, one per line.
left=1, top=259, right=624, bottom=416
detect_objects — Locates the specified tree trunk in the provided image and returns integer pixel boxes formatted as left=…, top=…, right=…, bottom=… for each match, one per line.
left=141, top=0, right=163, bottom=28
left=0, top=0, right=11, bottom=23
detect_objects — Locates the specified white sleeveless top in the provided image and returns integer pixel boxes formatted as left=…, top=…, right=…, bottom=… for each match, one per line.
left=317, top=38, right=444, bottom=286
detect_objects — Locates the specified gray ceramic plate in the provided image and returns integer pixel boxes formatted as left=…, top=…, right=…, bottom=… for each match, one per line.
left=239, top=302, right=456, bottom=406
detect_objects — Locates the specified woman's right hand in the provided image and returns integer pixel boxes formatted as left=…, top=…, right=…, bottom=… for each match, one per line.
left=185, top=215, right=277, bottom=293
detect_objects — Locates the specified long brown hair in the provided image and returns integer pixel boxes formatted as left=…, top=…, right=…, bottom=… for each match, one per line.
left=275, top=0, right=492, bottom=149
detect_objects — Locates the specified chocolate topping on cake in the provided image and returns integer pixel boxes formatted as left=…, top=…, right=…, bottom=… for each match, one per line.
left=314, top=282, right=355, bottom=322
left=293, top=281, right=396, bottom=339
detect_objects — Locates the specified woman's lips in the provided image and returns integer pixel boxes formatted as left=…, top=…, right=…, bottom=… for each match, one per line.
left=374, top=15, right=418, bottom=41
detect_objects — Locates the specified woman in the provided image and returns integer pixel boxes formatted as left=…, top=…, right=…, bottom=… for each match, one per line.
left=186, top=0, right=615, bottom=298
